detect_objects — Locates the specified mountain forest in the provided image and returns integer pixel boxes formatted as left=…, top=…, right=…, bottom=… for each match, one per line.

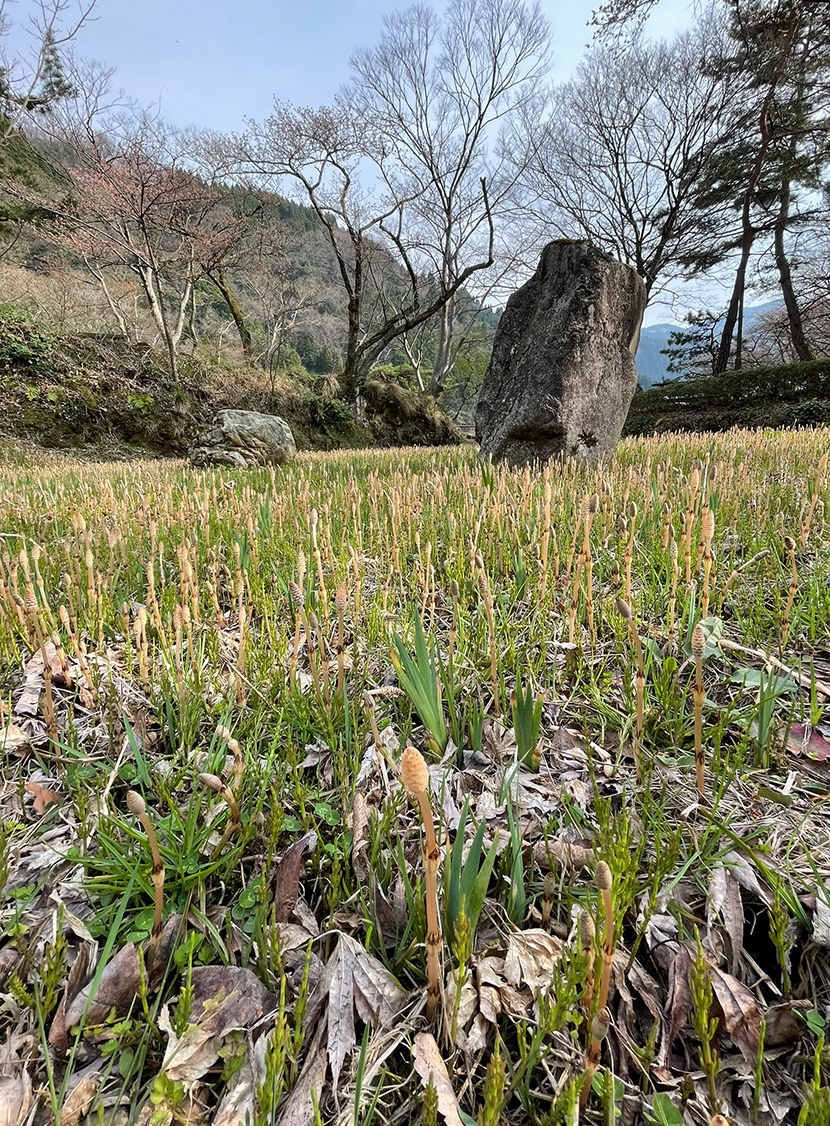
left=0, top=0, right=828, bottom=451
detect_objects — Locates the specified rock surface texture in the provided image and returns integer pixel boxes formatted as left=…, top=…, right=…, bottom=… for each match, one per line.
left=475, top=241, right=646, bottom=465
left=189, top=409, right=296, bottom=468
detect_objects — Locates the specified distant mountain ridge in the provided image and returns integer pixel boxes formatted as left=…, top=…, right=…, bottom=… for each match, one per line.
left=635, top=302, right=780, bottom=388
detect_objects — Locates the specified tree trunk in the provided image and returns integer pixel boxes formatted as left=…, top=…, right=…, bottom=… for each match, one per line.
left=85, top=258, right=131, bottom=340
left=402, top=336, right=425, bottom=392
left=137, top=262, right=179, bottom=381
left=774, top=174, right=814, bottom=363
left=429, top=293, right=455, bottom=395
left=715, top=18, right=798, bottom=374
left=340, top=292, right=362, bottom=402
left=209, top=264, right=252, bottom=360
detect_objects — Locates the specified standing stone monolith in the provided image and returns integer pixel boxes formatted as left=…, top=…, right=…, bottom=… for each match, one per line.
left=475, top=240, right=646, bottom=466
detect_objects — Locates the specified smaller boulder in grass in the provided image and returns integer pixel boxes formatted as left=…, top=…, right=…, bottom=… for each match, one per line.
left=189, top=409, right=296, bottom=469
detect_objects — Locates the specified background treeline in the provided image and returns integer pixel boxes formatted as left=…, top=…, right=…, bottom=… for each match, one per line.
left=0, top=0, right=828, bottom=450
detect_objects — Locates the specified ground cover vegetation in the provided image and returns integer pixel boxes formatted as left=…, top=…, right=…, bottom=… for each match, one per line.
left=0, top=429, right=829, bottom=1123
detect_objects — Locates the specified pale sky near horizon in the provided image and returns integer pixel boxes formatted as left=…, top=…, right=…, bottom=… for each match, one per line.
left=57, top=0, right=696, bottom=131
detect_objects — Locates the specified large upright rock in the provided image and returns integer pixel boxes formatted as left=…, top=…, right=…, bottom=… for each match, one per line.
left=475, top=241, right=646, bottom=465
left=189, top=409, right=296, bottom=468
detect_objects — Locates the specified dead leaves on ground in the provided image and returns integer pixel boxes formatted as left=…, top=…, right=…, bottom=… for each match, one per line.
left=307, top=933, right=407, bottom=1092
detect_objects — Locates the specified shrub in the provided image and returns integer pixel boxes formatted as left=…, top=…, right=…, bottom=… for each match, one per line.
left=0, top=304, right=56, bottom=371
left=784, top=398, right=830, bottom=428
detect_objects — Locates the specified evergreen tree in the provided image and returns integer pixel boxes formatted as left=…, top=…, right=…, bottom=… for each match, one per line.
left=686, top=1, right=830, bottom=372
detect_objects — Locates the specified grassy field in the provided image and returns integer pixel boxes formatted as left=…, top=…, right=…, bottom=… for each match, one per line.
left=1, top=429, right=829, bottom=1126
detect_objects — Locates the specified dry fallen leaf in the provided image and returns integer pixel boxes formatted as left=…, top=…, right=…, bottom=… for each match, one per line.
left=60, top=1066, right=102, bottom=1126
left=0, top=724, right=30, bottom=754
left=710, top=964, right=763, bottom=1063
left=160, top=965, right=276, bottom=1085
left=412, top=1032, right=464, bottom=1126
left=274, top=831, right=317, bottom=922
left=351, top=791, right=370, bottom=883
left=502, top=929, right=563, bottom=992
left=707, top=865, right=744, bottom=975
left=0, top=1070, right=33, bottom=1126
left=307, top=932, right=406, bottom=1094
left=24, top=780, right=61, bottom=815
left=49, top=942, right=94, bottom=1052
left=658, top=943, right=692, bottom=1070
left=787, top=722, right=830, bottom=760
left=65, top=941, right=140, bottom=1028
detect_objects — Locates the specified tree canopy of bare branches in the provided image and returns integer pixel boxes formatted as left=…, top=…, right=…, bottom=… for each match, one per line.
left=225, top=0, right=549, bottom=400
left=509, top=11, right=741, bottom=304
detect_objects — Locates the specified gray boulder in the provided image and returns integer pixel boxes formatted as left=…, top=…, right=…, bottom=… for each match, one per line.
left=189, top=409, right=296, bottom=469
left=475, top=240, right=646, bottom=466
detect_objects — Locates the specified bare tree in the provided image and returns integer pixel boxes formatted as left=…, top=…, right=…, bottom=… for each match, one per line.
left=344, top=0, right=549, bottom=394
left=226, top=0, right=549, bottom=402
left=509, top=12, right=741, bottom=304
left=51, top=110, right=215, bottom=378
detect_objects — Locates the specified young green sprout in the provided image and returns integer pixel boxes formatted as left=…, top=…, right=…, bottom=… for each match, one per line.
left=401, top=746, right=441, bottom=1022
left=616, top=597, right=644, bottom=783
left=126, top=790, right=165, bottom=972
left=692, top=621, right=706, bottom=802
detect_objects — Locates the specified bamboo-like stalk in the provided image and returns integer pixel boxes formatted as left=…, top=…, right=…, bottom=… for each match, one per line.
left=581, top=862, right=614, bottom=1109
left=200, top=771, right=241, bottom=824
left=692, top=622, right=706, bottom=803
left=309, top=610, right=329, bottom=709
left=126, top=790, right=165, bottom=972
left=624, top=501, right=637, bottom=606
left=539, top=480, right=551, bottom=599
left=288, top=581, right=307, bottom=689
left=216, top=725, right=245, bottom=796
left=585, top=494, right=599, bottom=647
left=348, top=544, right=361, bottom=623
left=448, top=579, right=460, bottom=664
left=580, top=910, right=596, bottom=1030
left=684, top=466, right=699, bottom=586
left=667, top=534, right=679, bottom=653
left=26, top=589, right=58, bottom=750
left=310, top=509, right=329, bottom=619
left=661, top=502, right=672, bottom=550
left=401, top=747, right=441, bottom=1022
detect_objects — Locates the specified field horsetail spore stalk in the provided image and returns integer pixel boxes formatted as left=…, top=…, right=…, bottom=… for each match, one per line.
left=126, top=790, right=165, bottom=972
left=401, top=745, right=442, bottom=1022
left=0, top=426, right=828, bottom=1121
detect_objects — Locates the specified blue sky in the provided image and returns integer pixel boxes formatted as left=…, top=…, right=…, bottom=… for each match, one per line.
left=65, top=0, right=696, bottom=131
